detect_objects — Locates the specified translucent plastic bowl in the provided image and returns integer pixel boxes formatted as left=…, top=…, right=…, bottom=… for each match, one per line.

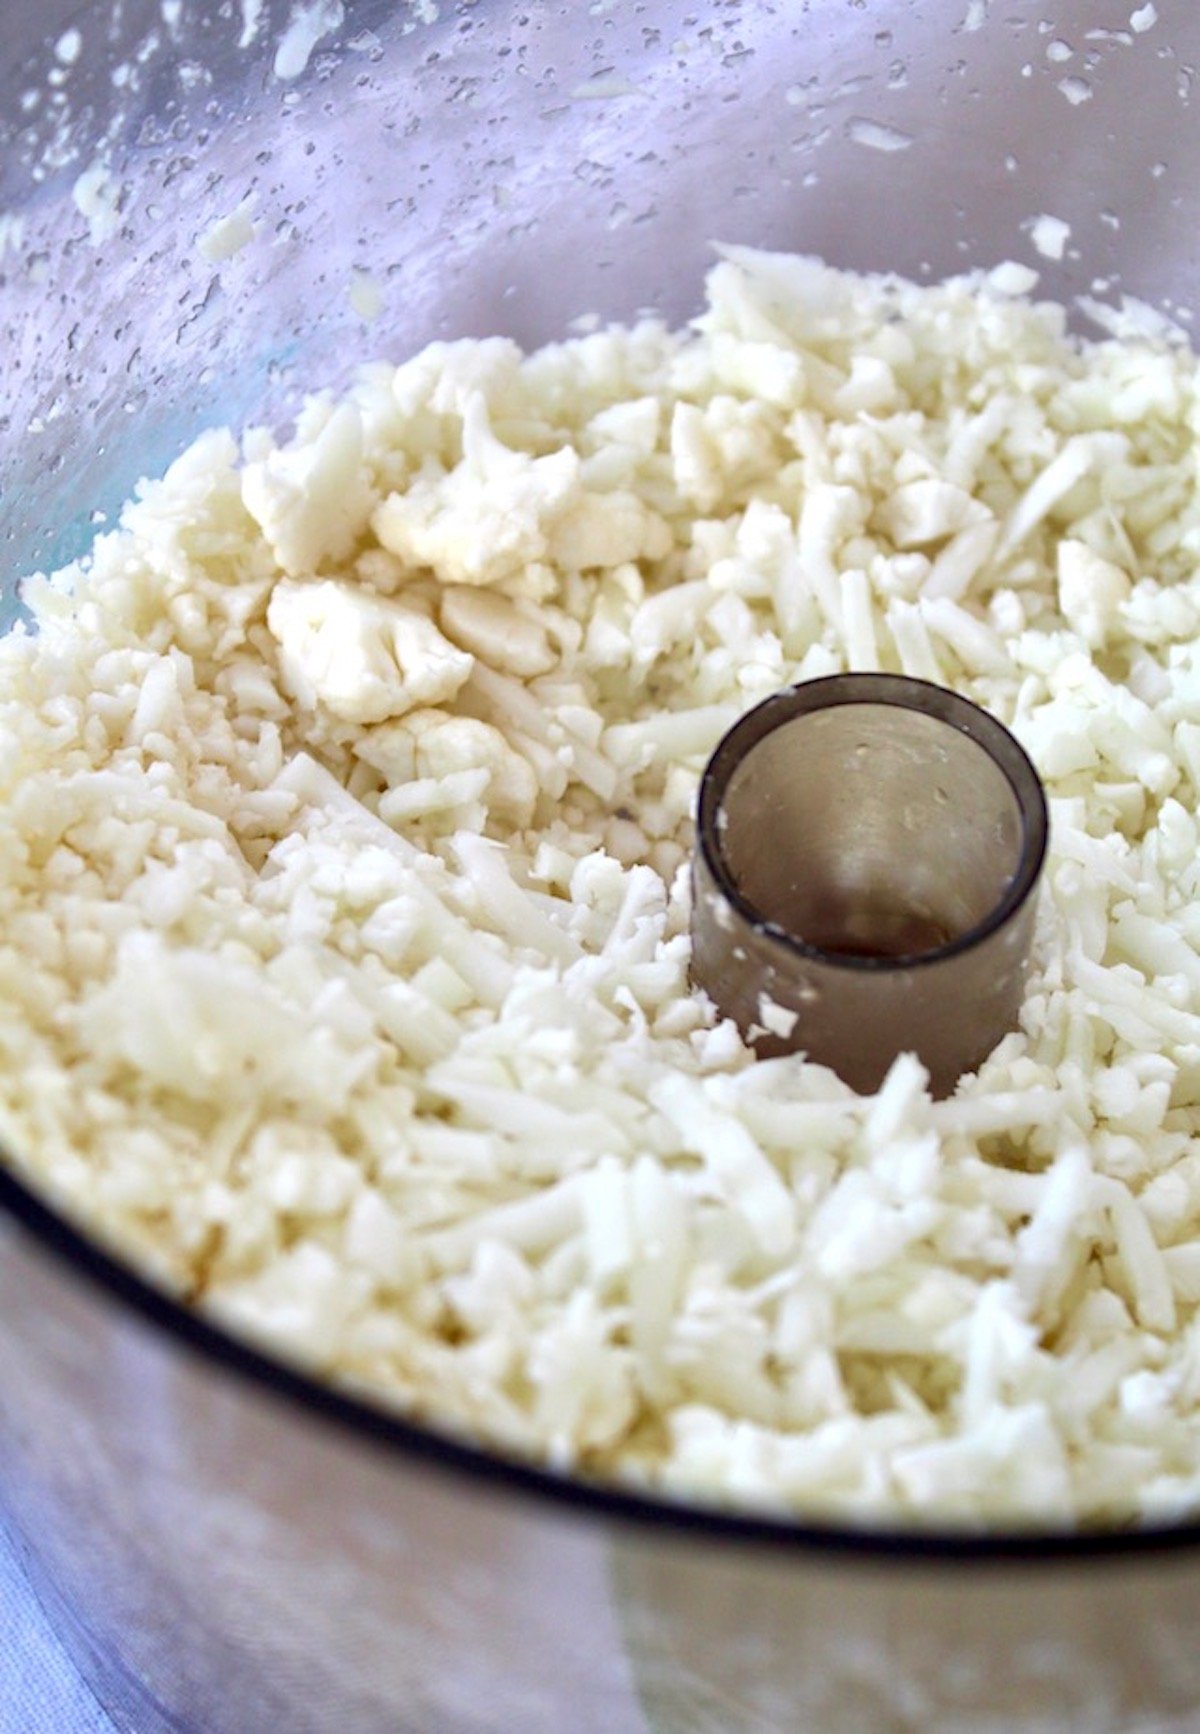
left=3, top=4, right=1200, bottom=1729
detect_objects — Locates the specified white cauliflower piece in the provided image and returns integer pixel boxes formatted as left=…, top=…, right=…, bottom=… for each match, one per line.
left=391, top=336, right=524, bottom=422
left=999, top=431, right=1129, bottom=555
left=1057, top=539, right=1132, bottom=648
left=708, top=332, right=806, bottom=407
left=267, top=579, right=473, bottom=723
left=876, top=479, right=988, bottom=549
left=374, top=388, right=670, bottom=585
left=548, top=489, right=673, bottom=571
left=670, top=397, right=781, bottom=514
left=408, top=711, right=537, bottom=828
left=438, top=586, right=558, bottom=677
left=585, top=396, right=661, bottom=459
left=363, top=709, right=538, bottom=830
left=704, top=246, right=861, bottom=347
left=670, top=401, right=726, bottom=512
left=243, top=402, right=375, bottom=577
left=372, top=391, right=581, bottom=589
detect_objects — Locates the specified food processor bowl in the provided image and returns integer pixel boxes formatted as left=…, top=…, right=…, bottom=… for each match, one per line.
left=2, top=2, right=1200, bottom=1729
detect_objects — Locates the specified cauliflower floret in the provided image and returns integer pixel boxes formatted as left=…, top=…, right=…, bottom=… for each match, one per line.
left=267, top=578, right=473, bottom=724
left=358, top=709, right=538, bottom=830
left=391, top=336, right=525, bottom=423
left=243, top=402, right=376, bottom=577
left=408, top=712, right=537, bottom=828
left=373, top=390, right=671, bottom=589
left=372, top=391, right=581, bottom=590
left=548, top=489, right=673, bottom=571
left=377, top=338, right=527, bottom=473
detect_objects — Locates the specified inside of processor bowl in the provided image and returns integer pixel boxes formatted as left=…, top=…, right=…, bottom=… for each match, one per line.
left=3, top=0, right=1200, bottom=1538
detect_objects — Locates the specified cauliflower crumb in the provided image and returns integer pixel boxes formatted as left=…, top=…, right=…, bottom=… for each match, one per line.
left=349, top=269, right=383, bottom=322
left=1028, top=213, right=1072, bottom=262
left=198, top=199, right=257, bottom=265
left=243, top=400, right=376, bottom=576
left=72, top=161, right=121, bottom=246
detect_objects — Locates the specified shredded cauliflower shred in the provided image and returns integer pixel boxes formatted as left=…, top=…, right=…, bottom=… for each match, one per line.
left=5, top=248, right=1200, bottom=1529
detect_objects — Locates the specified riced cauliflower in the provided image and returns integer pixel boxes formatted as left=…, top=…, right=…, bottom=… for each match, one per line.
left=4, top=246, right=1200, bottom=1528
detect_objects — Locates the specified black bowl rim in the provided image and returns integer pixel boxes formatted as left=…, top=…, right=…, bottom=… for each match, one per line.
left=5, top=1158, right=1200, bottom=1567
